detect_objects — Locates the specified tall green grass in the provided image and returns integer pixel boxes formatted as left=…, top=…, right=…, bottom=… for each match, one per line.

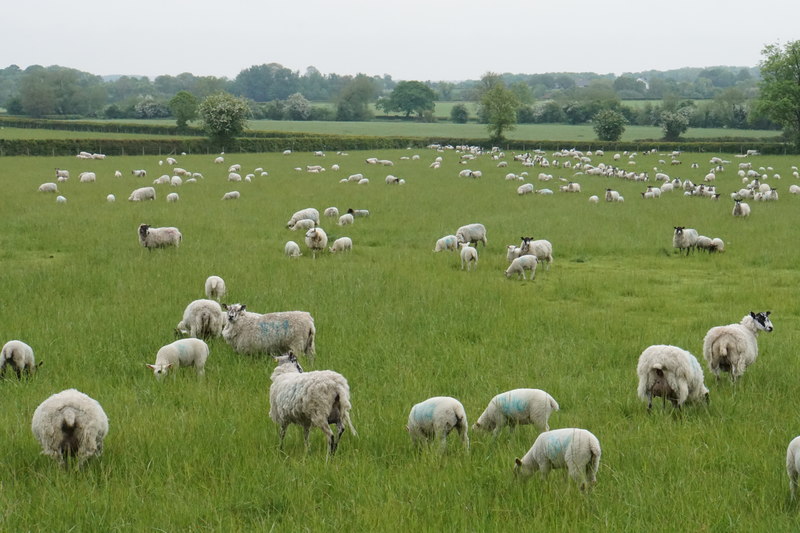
left=2, top=149, right=800, bottom=531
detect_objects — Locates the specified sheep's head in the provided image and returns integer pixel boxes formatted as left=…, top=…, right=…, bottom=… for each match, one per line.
left=273, top=352, right=303, bottom=373
left=750, top=311, right=773, bottom=332
left=138, top=224, right=150, bottom=239
left=147, top=363, right=173, bottom=377
left=224, top=303, right=246, bottom=323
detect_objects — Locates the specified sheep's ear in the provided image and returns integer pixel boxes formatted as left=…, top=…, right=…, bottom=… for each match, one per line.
left=37, top=361, right=44, bottom=368
left=146, top=364, right=155, bottom=369
left=750, top=311, right=756, bottom=318
left=221, top=303, right=228, bottom=310
left=240, top=305, right=246, bottom=312
left=766, top=311, right=772, bottom=316
left=167, top=364, right=173, bottom=369
left=515, top=458, right=522, bottom=466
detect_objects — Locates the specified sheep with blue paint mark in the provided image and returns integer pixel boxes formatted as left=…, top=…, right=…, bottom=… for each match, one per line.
left=147, top=338, right=209, bottom=378
left=222, top=303, right=316, bottom=360
left=514, top=428, right=601, bottom=491
left=474, top=389, right=559, bottom=436
left=406, top=396, right=469, bottom=452
left=433, top=235, right=458, bottom=252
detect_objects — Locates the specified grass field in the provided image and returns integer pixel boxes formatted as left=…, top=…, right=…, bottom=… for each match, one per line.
left=2, top=148, right=800, bottom=531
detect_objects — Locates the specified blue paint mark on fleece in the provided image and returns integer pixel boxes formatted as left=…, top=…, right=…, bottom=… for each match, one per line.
left=258, top=320, right=290, bottom=338
left=545, top=432, right=572, bottom=458
left=412, top=401, right=437, bottom=422
left=176, top=343, right=187, bottom=356
left=496, top=393, right=528, bottom=415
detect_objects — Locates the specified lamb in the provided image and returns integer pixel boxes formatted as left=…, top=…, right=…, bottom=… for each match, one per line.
left=176, top=298, right=226, bottom=338
left=147, top=338, right=209, bottom=378
left=132, top=169, right=147, bottom=177
left=473, top=389, right=559, bottom=436
left=787, top=436, right=800, bottom=499
left=324, top=207, right=339, bottom=218
left=31, top=389, right=108, bottom=466
left=702, top=311, right=773, bottom=382
left=56, top=196, right=67, bottom=204
left=38, top=182, right=58, bottom=193
left=672, top=226, right=698, bottom=255
left=588, top=195, right=599, bottom=204
left=137, top=224, right=181, bottom=250
left=455, top=223, right=487, bottom=247
left=406, top=396, right=469, bottom=452
left=1, top=340, right=40, bottom=379
left=710, top=238, right=725, bottom=252
left=204, top=275, right=226, bottom=302
left=222, top=191, right=240, bottom=200
left=460, top=242, right=478, bottom=271
left=222, top=303, right=316, bottom=359
left=514, top=428, right=601, bottom=491
left=106, top=194, right=116, bottom=202
left=304, top=227, right=328, bottom=258
left=329, top=236, right=352, bottom=253
left=434, top=235, right=458, bottom=252
left=518, top=237, right=554, bottom=270
left=287, top=207, right=320, bottom=229
left=285, top=240, right=302, bottom=258
left=636, top=344, right=709, bottom=410
left=269, top=352, right=356, bottom=456
left=505, top=255, right=538, bottom=280
left=506, top=245, right=522, bottom=262
left=166, top=192, right=179, bottom=203
left=128, top=186, right=156, bottom=202
left=732, top=199, right=751, bottom=217
left=214, top=156, right=224, bottom=164
left=337, top=213, right=354, bottom=226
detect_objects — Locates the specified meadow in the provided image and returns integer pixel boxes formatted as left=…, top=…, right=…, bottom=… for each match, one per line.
left=2, top=146, right=800, bottom=531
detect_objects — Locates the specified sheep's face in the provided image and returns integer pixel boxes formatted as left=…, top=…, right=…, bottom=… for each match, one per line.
left=273, top=352, right=303, bottom=373
left=750, top=311, right=774, bottom=332
left=225, top=304, right=246, bottom=323
left=147, top=363, right=172, bottom=377
left=138, top=224, right=150, bottom=239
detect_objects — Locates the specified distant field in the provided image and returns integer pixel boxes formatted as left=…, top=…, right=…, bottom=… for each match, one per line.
left=0, top=128, right=189, bottom=140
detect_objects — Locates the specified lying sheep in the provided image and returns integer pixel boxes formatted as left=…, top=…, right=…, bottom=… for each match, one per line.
left=329, top=237, right=352, bottom=254
left=204, top=276, right=226, bottom=302
left=176, top=299, right=226, bottom=339
left=460, top=242, right=478, bottom=271
left=456, top=223, right=487, bottom=247
left=287, top=207, right=320, bottom=229
left=434, top=235, right=458, bottom=252
left=514, top=428, right=601, bottom=491
left=702, top=311, right=773, bottom=382
left=636, top=344, right=709, bottom=410
left=473, top=389, right=559, bottom=436
left=347, top=208, right=370, bottom=217
left=505, top=255, right=538, bottom=280
left=147, top=338, right=209, bottom=378
left=222, top=191, right=240, bottom=200
left=269, top=352, right=356, bottom=456
left=222, top=303, right=316, bottom=359
left=138, top=224, right=181, bottom=250
left=31, top=389, right=108, bottom=466
left=406, top=396, right=469, bottom=452
left=519, top=237, right=553, bottom=270
left=1, top=340, right=40, bottom=379
left=672, top=226, right=698, bottom=255
left=304, top=227, right=328, bottom=259
left=285, top=240, right=302, bottom=258
left=128, top=186, right=156, bottom=202
left=787, top=436, right=800, bottom=499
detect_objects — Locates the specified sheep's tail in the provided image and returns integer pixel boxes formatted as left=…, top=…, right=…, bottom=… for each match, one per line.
left=343, top=409, right=357, bottom=436
left=61, top=407, right=77, bottom=429
left=548, top=394, right=560, bottom=412
left=337, top=383, right=357, bottom=436
left=305, top=323, right=316, bottom=358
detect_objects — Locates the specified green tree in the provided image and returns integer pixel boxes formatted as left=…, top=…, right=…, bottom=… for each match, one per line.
left=378, top=80, right=436, bottom=118
left=199, top=92, right=251, bottom=143
left=168, top=90, right=198, bottom=129
left=336, top=75, right=376, bottom=121
left=756, top=40, right=800, bottom=149
left=592, top=109, right=627, bottom=141
left=478, top=74, right=519, bottom=143
left=450, top=103, right=469, bottom=123
left=285, top=92, right=311, bottom=120
left=437, top=81, right=454, bottom=100
left=660, top=110, right=690, bottom=141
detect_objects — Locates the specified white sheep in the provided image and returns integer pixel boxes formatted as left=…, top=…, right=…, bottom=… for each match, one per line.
left=506, top=245, right=522, bottom=262
left=337, top=213, right=354, bottom=226
left=269, top=352, right=356, bottom=455
left=176, top=299, right=226, bottom=339
left=38, top=182, right=58, bottom=193
left=166, top=192, right=179, bottom=203
left=672, top=226, right=698, bottom=255
left=106, top=194, right=116, bottom=203
left=505, top=255, right=538, bottom=280
left=204, top=275, right=226, bottom=302
left=228, top=172, right=242, bottom=182
left=473, top=389, right=559, bottom=436
left=636, top=344, right=709, bottom=410
left=406, top=396, right=469, bottom=452
left=324, top=207, right=339, bottom=218
left=434, top=235, right=458, bottom=252
left=329, top=237, right=352, bottom=253
left=460, top=242, right=478, bottom=271
left=517, top=183, right=534, bottom=195
left=138, top=224, right=181, bottom=249
left=702, top=311, right=773, bottom=382
left=56, top=195, right=67, bottom=204
left=170, top=176, right=182, bottom=187
left=287, top=207, right=320, bottom=229
left=31, top=389, right=108, bottom=466
left=605, top=189, right=621, bottom=202
left=222, top=191, right=240, bottom=200
left=455, top=223, right=487, bottom=247
left=132, top=169, right=147, bottom=177
left=588, top=195, right=599, bottom=204
left=787, top=436, right=800, bottom=499
left=732, top=199, right=751, bottom=217
left=222, top=303, right=316, bottom=359
left=1, top=340, right=40, bottom=379
left=710, top=238, right=725, bottom=252
left=214, top=156, right=224, bottom=164
left=514, top=428, right=601, bottom=491
left=519, top=237, right=553, bottom=270
left=147, top=338, right=209, bottom=378
left=284, top=240, right=302, bottom=258
left=79, top=172, right=96, bottom=183
left=304, top=227, right=328, bottom=258
left=128, top=186, right=156, bottom=202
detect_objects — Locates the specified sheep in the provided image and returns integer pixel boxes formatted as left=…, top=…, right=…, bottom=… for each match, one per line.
left=56, top=196, right=67, bottom=204
left=128, top=186, right=156, bottom=202
left=292, top=218, right=317, bottom=232
left=222, top=191, right=240, bottom=200
left=434, top=235, right=458, bottom=252
left=566, top=182, right=581, bottom=193
left=702, top=311, right=773, bottom=382
left=347, top=208, right=370, bottom=217
left=518, top=237, right=554, bottom=270
left=787, top=436, right=800, bottom=499
left=789, top=184, right=800, bottom=195
left=175, top=299, right=226, bottom=339
left=132, top=169, right=147, bottom=177
left=636, top=344, right=709, bottom=410
left=153, top=175, right=170, bottom=185
left=204, top=275, right=226, bottom=302
left=170, top=176, right=182, bottom=187
left=228, top=172, right=242, bottom=182
left=329, top=236, right=352, bottom=254
left=324, top=207, right=339, bottom=218
left=137, top=224, right=181, bottom=250
left=710, top=238, right=725, bottom=252
left=304, top=227, right=328, bottom=258
left=535, top=188, right=554, bottom=195
left=455, top=223, right=487, bottom=248
left=222, top=303, right=316, bottom=359
left=473, top=389, right=559, bottom=436
left=38, top=182, right=58, bottom=193
left=269, top=352, right=355, bottom=456
left=228, top=164, right=241, bottom=173
left=672, top=226, right=698, bottom=255
left=55, top=169, right=69, bottom=179
left=605, top=189, right=621, bottom=202
left=732, top=199, right=751, bottom=217
left=337, top=213, right=354, bottom=226
left=514, top=428, right=601, bottom=491
left=506, top=244, right=522, bottom=262
left=517, top=183, right=534, bottom=195
left=284, top=240, right=302, bottom=258
left=505, top=255, right=538, bottom=280
left=588, top=195, right=599, bottom=204
left=31, top=389, right=108, bottom=466
left=1, top=340, right=40, bottom=379
left=79, top=172, right=96, bottom=183
left=694, top=235, right=713, bottom=252
left=166, top=192, right=179, bottom=203
left=106, top=194, right=116, bottom=203
left=147, top=338, right=209, bottom=378
left=287, top=207, right=320, bottom=229
left=406, top=396, right=469, bottom=452
left=459, top=242, right=478, bottom=271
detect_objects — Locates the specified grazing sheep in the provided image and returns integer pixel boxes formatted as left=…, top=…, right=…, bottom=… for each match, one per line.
left=38, top=182, right=58, bottom=193
left=324, top=207, right=339, bottom=218
left=787, top=436, right=800, bottom=499
left=636, top=344, right=709, bottom=410
left=514, top=428, right=601, bottom=491
left=204, top=276, right=226, bottom=302
left=31, top=389, right=108, bottom=466
left=702, top=311, right=773, bottom=382
left=337, top=213, right=354, bottom=226
left=170, top=176, right=182, bottom=187
left=710, top=238, right=725, bottom=252
left=460, top=242, right=478, bottom=271
left=517, top=183, right=534, bottom=195
left=55, top=169, right=69, bottom=179
left=406, top=396, right=469, bottom=452
left=166, top=192, right=179, bottom=203
left=434, top=235, right=458, bottom=252
left=147, top=338, right=209, bottom=378
left=222, top=303, right=316, bottom=359
left=346, top=208, right=370, bottom=217
left=128, top=186, right=156, bottom=202
left=455, top=223, right=487, bottom=247
left=176, top=299, right=226, bottom=339
left=287, top=207, right=320, bottom=229
left=732, top=199, right=751, bottom=217
left=304, top=227, right=328, bottom=258
left=222, top=191, right=240, bottom=200
left=269, top=352, right=356, bottom=456
left=79, top=172, right=96, bottom=183
left=505, top=255, right=538, bottom=280
left=56, top=195, right=67, bottom=204
left=132, top=169, right=147, bottom=177
left=1, top=340, right=40, bottom=379
left=329, top=237, right=352, bottom=254
left=284, top=240, right=302, bottom=258
left=519, top=238, right=554, bottom=271
left=138, top=224, right=181, bottom=250
left=588, top=195, right=599, bottom=204
left=672, top=226, right=698, bottom=255
left=473, top=389, right=559, bottom=436
left=106, top=194, right=116, bottom=203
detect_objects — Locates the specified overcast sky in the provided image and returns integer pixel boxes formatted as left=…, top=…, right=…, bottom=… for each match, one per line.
left=4, top=0, right=798, bottom=81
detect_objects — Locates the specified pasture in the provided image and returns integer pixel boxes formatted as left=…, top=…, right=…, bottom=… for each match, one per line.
left=2, top=147, right=800, bottom=531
